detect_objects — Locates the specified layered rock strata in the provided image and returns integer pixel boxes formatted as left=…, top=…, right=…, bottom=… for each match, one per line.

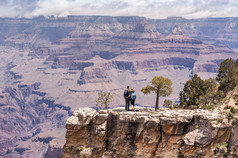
left=62, top=108, right=238, bottom=158
left=0, top=83, right=69, bottom=157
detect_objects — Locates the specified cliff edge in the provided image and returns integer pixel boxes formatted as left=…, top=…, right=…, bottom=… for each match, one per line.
left=62, top=107, right=238, bottom=158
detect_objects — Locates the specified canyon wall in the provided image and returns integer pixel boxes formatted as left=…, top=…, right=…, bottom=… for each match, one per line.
left=0, top=84, right=69, bottom=157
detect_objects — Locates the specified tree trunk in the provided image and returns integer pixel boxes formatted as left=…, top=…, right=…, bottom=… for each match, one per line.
left=155, top=92, right=159, bottom=110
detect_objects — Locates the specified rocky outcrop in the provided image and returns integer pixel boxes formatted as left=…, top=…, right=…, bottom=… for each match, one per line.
left=45, top=138, right=66, bottom=158
left=172, top=25, right=183, bottom=35
left=112, top=60, right=135, bottom=71
left=62, top=107, right=238, bottom=158
left=77, top=68, right=112, bottom=85
left=113, top=20, right=163, bottom=41
left=62, top=24, right=114, bottom=43
left=193, top=62, right=219, bottom=73
left=69, top=61, right=94, bottom=71
left=135, top=57, right=196, bottom=70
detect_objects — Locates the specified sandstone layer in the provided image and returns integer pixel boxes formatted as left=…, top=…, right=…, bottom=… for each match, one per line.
left=63, top=107, right=238, bottom=158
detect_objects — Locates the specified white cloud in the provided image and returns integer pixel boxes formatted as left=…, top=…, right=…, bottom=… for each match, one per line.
left=0, top=0, right=238, bottom=19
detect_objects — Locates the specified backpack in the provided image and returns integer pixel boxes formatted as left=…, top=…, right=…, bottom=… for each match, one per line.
left=131, top=92, right=136, bottom=100
left=124, top=90, right=129, bottom=98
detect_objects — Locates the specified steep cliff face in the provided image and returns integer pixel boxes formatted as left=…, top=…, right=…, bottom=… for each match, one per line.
left=62, top=108, right=238, bottom=158
left=45, top=138, right=66, bottom=158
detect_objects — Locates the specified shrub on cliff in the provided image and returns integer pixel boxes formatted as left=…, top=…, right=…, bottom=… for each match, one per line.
left=95, top=91, right=113, bottom=110
left=163, top=99, right=173, bottom=107
left=141, top=76, right=172, bottom=110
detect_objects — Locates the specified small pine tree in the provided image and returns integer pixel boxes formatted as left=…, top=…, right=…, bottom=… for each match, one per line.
left=179, top=74, right=205, bottom=107
left=141, top=76, right=173, bottom=110
left=95, top=91, right=113, bottom=110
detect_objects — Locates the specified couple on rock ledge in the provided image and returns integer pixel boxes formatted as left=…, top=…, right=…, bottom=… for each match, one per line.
left=124, top=86, right=136, bottom=111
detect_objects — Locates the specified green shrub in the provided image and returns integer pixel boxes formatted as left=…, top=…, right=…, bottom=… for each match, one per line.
left=177, top=152, right=187, bottom=158
left=224, top=105, right=229, bottom=109
left=227, top=112, right=234, bottom=120
left=173, top=103, right=180, bottom=109
left=230, top=107, right=236, bottom=114
left=190, top=105, right=198, bottom=109
left=217, top=118, right=223, bottom=123
left=195, top=125, right=200, bottom=129
left=77, top=146, right=84, bottom=151
left=214, top=142, right=228, bottom=155
left=163, top=99, right=173, bottom=107
left=203, top=104, right=216, bottom=111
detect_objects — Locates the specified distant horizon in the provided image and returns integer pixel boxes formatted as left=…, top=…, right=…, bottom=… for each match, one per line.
left=1, top=15, right=238, bottom=20
left=1, top=0, right=238, bottom=19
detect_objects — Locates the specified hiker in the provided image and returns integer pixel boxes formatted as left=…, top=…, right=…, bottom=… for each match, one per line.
left=130, top=88, right=136, bottom=111
left=124, top=86, right=130, bottom=111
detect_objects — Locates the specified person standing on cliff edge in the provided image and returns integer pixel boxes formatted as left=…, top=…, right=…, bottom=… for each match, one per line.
left=130, top=88, right=136, bottom=111
left=124, top=86, right=130, bottom=111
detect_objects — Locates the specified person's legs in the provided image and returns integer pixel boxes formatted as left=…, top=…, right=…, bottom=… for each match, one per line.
left=125, top=99, right=127, bottom=110
left=128, top=99, right=131, bottom=111
left=131, top=100, right=135, bottom=111
left=126, top=99, right=129, bottom=111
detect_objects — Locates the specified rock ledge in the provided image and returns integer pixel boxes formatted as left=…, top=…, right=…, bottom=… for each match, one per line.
left=62, top=107, right=238, bottom=158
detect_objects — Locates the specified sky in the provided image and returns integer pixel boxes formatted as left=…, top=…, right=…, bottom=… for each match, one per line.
left=0, top=0, right=238, bottom=19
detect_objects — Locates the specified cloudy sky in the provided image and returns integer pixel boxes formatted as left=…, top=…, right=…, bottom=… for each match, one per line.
left=0, top=0, right=238, bottom=19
